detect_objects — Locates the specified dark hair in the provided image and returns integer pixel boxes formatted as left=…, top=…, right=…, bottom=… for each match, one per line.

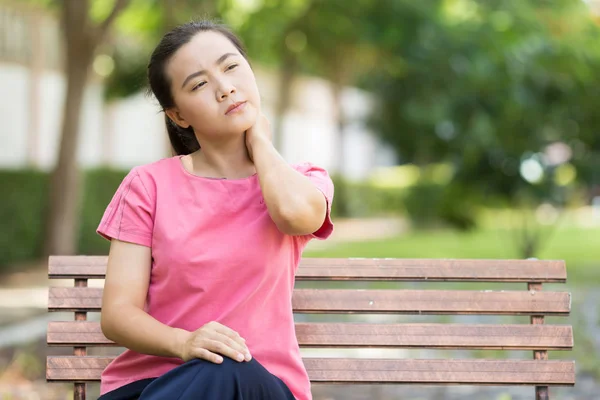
left=147, top=20, right=248, bottom=155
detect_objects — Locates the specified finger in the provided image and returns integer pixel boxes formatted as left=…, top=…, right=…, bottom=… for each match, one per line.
left=204, top=322, right=249, bottom=356
left=210, top=328, right=247, bottom=350
left=192, top=348, right=223, bottom=364
left=211, top=323, right=247, bottom=346
left=204, top=339, right=247, bottom=363
left=212, top=332, right=251, bottom=361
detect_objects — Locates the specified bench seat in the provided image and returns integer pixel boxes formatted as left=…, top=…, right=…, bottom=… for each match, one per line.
left=46, top=256, right=575, bottom=400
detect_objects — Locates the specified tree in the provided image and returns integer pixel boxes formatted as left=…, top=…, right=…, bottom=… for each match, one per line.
left=366, top=0, right=600, bottom=257
left=45, top=0, right=130, bottom=255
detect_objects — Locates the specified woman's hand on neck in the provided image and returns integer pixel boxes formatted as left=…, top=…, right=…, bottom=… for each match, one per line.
left=245, top=113, right=272, bottom=162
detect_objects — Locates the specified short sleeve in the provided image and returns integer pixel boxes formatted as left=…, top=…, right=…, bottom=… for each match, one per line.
left=294, top=162, right=334, bottom=240
left=96, top=168, right=155, bottom=247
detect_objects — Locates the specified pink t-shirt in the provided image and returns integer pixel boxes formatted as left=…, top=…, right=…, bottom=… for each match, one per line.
left=96, top=156, right=334, bottom=400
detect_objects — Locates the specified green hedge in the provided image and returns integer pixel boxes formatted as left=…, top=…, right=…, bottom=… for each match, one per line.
left=0, top=170, right=49, bottom=267
left=330, top=175, right=406, bottom=218
left=78, top=168, right=128, bottom=255
left=0, top=168, right=127, bottom=268
left=331, top=175, right=479, bottom=230
left=402, top=182, right=478, bottom=230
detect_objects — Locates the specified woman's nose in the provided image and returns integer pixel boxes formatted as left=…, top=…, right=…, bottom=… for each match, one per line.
left=217, top=80, right=236, bottom=100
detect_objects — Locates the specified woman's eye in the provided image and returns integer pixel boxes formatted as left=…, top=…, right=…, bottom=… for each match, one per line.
left=226, top=64, right=238, bottom=71
left=192, top=82, right=206, bottom=91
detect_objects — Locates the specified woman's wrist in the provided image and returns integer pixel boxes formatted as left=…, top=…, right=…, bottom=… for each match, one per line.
left=249, top=134, right=270, bottom=151
left=246, top=134, right=272, bottom=162
left=171, top=327, right=191, bottom=360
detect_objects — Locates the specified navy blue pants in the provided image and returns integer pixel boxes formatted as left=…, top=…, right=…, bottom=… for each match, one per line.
left=98, top=357, right=296, bottom=400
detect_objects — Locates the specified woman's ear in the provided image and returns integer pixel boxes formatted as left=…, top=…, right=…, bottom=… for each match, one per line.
left=165, top=108, right=190, bottom=129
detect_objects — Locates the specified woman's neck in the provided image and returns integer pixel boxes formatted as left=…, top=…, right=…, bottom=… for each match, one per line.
left=188, top=136, right=255, bottom=179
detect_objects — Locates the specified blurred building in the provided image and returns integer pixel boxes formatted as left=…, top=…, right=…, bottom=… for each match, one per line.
left=0, top=3, right=395, bottom=180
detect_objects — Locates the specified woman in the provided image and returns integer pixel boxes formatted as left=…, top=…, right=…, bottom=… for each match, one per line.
left=97, top=20, right=334, bottom=400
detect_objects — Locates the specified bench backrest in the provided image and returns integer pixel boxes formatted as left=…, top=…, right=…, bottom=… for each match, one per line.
left=46, top=256, right=575, bottom=400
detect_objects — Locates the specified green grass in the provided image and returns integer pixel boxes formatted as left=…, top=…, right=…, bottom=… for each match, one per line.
left=304, top=226, right=600, bottom=285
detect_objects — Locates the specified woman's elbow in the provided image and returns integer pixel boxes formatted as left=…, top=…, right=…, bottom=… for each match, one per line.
left=100, top=316, right=113, bottom=342
left=100, top=304, right=124, bottom=342
left=274, top=204, right=324, bottom=236
left=100, top=308, right=116, bottom=341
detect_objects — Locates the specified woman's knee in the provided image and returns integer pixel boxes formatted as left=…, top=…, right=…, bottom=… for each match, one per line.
left=203, top=356, right=263, bottom=377
left=181, top=357, right=262, bottom=379
left=140, top=357, right=290, bottom=399
left=193, top=356, right=281, bottom=391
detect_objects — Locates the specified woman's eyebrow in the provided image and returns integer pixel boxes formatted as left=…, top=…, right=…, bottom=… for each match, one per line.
left=181, top=52, right=238, bottom=88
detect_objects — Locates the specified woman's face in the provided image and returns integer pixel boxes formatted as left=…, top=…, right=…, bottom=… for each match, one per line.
left=165, top=30, right=260, bottom=141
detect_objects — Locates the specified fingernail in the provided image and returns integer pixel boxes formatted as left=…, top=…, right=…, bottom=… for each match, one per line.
left=237, top=353, right=244, bottom=362
left=245, top=353, right=252, bottom=361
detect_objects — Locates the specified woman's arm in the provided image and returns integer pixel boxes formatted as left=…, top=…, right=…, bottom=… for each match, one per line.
left=101, top=239, right=188, bottom=359
left=246, top=116, right=327, bottom=236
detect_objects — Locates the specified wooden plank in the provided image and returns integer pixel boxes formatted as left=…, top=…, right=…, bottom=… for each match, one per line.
left=48, top=322, right=114, bottom=346
left=49, top=256, right=567, bottom=283
left=49, top=256, right=108, bottom=279
left=46, top=356, right=575, bottom=386
left=294, top=323, right=574, bottom=349
left=47, top=356, right=109, bottom=381
left=48, top=287, right=572, bottom=315
left=48, top=321, right=574, bottom=350
left=305, top=359, right=576, bottom=385
left=48, top=287, right=103, bottom=312
left=292, top=290, right=571, bottom=315
left=298, top=259, right=567, bottom=283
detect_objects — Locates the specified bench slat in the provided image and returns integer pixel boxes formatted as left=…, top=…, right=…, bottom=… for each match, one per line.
left=47, top=321, right=574, bottom=350
left=48, top=256, right=567, bottom=282
left=46, top=356, right=575, bottom=385
left=48, top=287, right=571, bottom=315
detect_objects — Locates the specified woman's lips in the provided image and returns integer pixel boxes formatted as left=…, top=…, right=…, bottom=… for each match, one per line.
left=225, top=101, right=247, bottom=115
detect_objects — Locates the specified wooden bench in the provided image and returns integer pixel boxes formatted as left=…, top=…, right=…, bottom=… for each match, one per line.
left=46, top=256, right=575, bottom=400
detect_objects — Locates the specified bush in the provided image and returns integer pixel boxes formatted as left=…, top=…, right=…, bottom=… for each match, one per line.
left=330, top=175, right=406, bottom=218
left=0, top=170, right=49, bottom=268
left=402, top=183, right=444, bottom=228
left=403, top=182, right=479, bottom=230
left=0, top=168, right=128, bottom=269
left=329, top=176, right=479, bottom=230
left=438, top=183, right=479, bottom=230
left=78, top=168, right=128, bottom=255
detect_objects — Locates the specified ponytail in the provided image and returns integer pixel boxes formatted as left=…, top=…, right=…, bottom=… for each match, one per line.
left=165, top=115, right=200, bottom=155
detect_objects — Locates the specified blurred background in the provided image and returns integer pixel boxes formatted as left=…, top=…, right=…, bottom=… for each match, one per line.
left=1, top=0, right=599, bottom=398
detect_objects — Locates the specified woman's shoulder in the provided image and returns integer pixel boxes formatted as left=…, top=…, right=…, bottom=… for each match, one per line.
left=128, top=156, right=180, bottom=180
left=116, top=156, right=180, bottom=197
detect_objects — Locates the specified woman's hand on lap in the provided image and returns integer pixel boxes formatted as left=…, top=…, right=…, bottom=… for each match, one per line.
left=178, top=321, right=252, bottom=364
